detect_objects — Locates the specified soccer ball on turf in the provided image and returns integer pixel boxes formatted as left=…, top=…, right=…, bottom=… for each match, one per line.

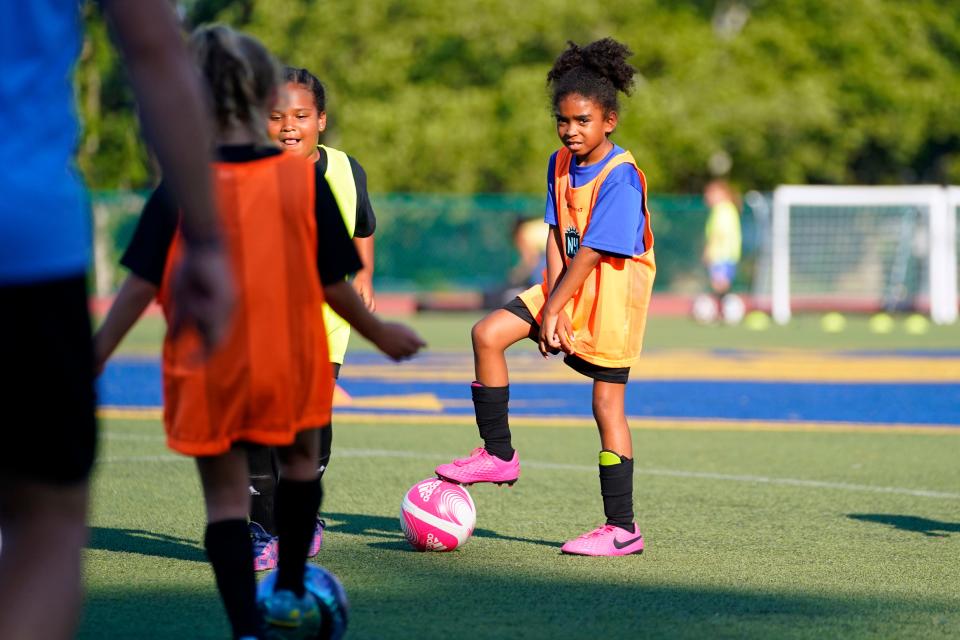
left=257, top=564, right=349, bottom=640
left=400, top=477, right=476, bottom=551
left=720, top=294, right=746, bottom=325
left=691, top=294, right=719, bottom=324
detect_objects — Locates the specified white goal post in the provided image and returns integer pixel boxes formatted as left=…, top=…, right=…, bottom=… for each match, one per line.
left=771, top=185, right=958, bottom=325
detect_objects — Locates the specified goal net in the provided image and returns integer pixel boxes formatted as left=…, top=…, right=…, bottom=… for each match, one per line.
left=769, top=185, right=957, bottom=325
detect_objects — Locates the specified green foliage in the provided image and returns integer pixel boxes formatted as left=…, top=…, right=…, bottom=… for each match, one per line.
left=78, top=0, right=960, bottom=192
left=76, top=2, right=151, bottom=189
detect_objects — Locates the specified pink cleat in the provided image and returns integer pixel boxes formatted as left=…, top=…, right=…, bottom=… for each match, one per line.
left=250, top=521, right=278, bottom=571
left=435, top=447, right=520, bottom=486
left=307, top=517, right=325, bottom=557
left=560, top=523, right=645, bottom=557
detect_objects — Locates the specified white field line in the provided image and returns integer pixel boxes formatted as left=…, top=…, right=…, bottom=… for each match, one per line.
left=98, top=441, right=960, bottom=500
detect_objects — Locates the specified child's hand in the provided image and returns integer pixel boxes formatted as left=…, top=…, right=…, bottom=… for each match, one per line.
left=373, top=322, right=426, bottom=361
left=169, top=244, right=235, bottom=354
left=553, top=310, right=575, bottom=354
left=539, top=310, right=574, bottom=357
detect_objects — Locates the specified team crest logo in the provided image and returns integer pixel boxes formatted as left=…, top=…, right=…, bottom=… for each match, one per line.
left=564, top=225, right=581, bottom=259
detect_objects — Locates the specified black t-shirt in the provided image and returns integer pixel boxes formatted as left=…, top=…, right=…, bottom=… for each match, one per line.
left=316, top=147, right=376, bottom=238
left=121, top=145, right=362, bottom=287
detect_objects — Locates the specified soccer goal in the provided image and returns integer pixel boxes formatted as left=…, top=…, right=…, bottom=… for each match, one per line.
left=770, top=185, right=958, bottom=325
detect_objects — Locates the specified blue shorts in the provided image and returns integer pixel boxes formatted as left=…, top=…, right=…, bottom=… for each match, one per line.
left=709, top=261, right=736, bottom=284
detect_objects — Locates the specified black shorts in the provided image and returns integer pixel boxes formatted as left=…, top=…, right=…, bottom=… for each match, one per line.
left=0, top=275, right=97, bottom=485
left=502, top=297, right=630, bottom=384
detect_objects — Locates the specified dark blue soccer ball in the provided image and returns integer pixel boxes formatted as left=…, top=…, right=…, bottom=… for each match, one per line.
left=257, top=564, right=349, bottom=640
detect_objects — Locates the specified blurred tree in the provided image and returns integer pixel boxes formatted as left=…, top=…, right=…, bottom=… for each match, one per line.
left=75, top=0, right=960, bottom=192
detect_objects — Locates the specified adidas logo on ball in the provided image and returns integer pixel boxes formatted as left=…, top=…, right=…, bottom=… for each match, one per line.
left=417, top=479, right=442, bottom=502
left=400, top=477, right=477, bottom=552
left=425, top=533, right=447, bottom=551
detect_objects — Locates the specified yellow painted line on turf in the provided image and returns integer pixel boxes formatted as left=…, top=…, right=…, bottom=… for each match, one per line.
left=99, top=407, right=162, bottom=420
left=99, top=406, right=960, bottom=434
left=340, top=393, right=444, bottom=411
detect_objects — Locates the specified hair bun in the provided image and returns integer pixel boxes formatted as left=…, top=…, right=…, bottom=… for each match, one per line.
left=546, top=37, right=636, bottom=115
left=580, top=38, right=636, bottom=95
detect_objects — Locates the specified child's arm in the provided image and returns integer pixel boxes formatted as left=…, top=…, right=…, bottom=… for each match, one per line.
left=540, top=246, right=603, bottom=355
left=324, top=281, right=424, bottom=361
left=544, top=224, right=565, bottom=293
left=93, top=274, right=158, bottom=373
left=538, top=225, right=574, bottom=356
left=351, top=235, right=376, bottom=311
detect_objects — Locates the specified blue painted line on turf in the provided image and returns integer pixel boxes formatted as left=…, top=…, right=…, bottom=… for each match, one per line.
left=839, top=349, right=960, bottom=359
left=334, top=380, right=960, bottom=425
left=97, top=358, right=960, bottom=426
left=98, top=360, right=163, bottom=406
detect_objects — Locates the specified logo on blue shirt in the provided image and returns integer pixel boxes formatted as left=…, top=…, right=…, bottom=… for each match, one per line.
left=564, top=225, right=581, bottom=259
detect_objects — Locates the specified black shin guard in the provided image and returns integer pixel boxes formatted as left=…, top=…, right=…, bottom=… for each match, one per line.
left=318, top=423, right=332, bottom=479
left=472, top=383, right=513, bottom=461
left=204, top=519, right=260, bottom=639
left=248, top=445, right=278, bottom=534
left=599, top=451, right=635, bottom=531
left=274, top=477, right=323, bottom=596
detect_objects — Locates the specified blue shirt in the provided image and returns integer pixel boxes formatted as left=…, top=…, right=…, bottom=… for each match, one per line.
left=0, top=1, right=89, bottom=283
left=544, top=144, right=646, bottom=257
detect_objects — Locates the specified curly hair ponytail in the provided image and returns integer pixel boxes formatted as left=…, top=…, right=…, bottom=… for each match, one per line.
left=189, top=25, right=281, bottom=145
left=547, top=38, right=636, bottom=114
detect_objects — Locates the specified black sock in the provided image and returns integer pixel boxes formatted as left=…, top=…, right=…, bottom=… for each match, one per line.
left=473, top=383, right=513, bottom=461
left=599, top=451, right=635, bottom=531
left=274, top=477, right=323, bottom=596
left=318, top=423, right=332, bottom=479
left=204, top=519, right=261, bottom=639
left=248, top=445, right=278, bottom=534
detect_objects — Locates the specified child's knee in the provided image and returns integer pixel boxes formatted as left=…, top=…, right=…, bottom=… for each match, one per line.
left=203, top=485, right=250, bottom=522
left=276, top=431, right=321, bottom=480
left=471, top=318, right=495, bottom=351
left=592, top=386, right=625, bottom=423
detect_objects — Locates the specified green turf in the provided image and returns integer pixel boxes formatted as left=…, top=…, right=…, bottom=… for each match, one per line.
left=107, top=311, right=960, bottom=355
left=81, top=417, right=960, bottom=639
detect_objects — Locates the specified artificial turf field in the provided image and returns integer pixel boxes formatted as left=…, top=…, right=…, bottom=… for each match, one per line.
left=81, top=312, right=960, bottom=639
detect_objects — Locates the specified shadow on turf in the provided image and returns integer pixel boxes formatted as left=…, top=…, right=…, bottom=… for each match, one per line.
left=87, top=527, right=205, bottom=562
left=848, top=513, right=960, bottom=538
left=78, top=580, right=958, bottom=640
left=323, top=511, right=558, bottom=549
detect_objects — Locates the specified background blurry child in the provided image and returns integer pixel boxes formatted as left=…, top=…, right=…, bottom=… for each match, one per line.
left=702, top=179, right=742, bottom=320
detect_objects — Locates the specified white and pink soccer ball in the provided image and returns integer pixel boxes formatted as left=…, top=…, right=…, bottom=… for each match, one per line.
left=400, top=477, right=476, bottom=552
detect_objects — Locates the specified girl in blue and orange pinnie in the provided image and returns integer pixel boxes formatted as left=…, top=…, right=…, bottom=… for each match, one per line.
left=436, top=38, right=655, bottom=557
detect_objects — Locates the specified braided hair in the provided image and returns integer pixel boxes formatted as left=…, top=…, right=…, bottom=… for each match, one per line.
left=189, top=25, right=281, bottom=145
left=547, top=38, right=637, bottom=114
left=284, top=67, right=326, bottom=113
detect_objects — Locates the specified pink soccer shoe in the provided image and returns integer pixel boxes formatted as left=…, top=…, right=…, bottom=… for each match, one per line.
left=249, top=521, right=279, bottom=571
left=307, top=517, right=325, bottom=557
left=560, top=523, right=645, bottom=557
left=435, top=447, right=520, bottom=486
